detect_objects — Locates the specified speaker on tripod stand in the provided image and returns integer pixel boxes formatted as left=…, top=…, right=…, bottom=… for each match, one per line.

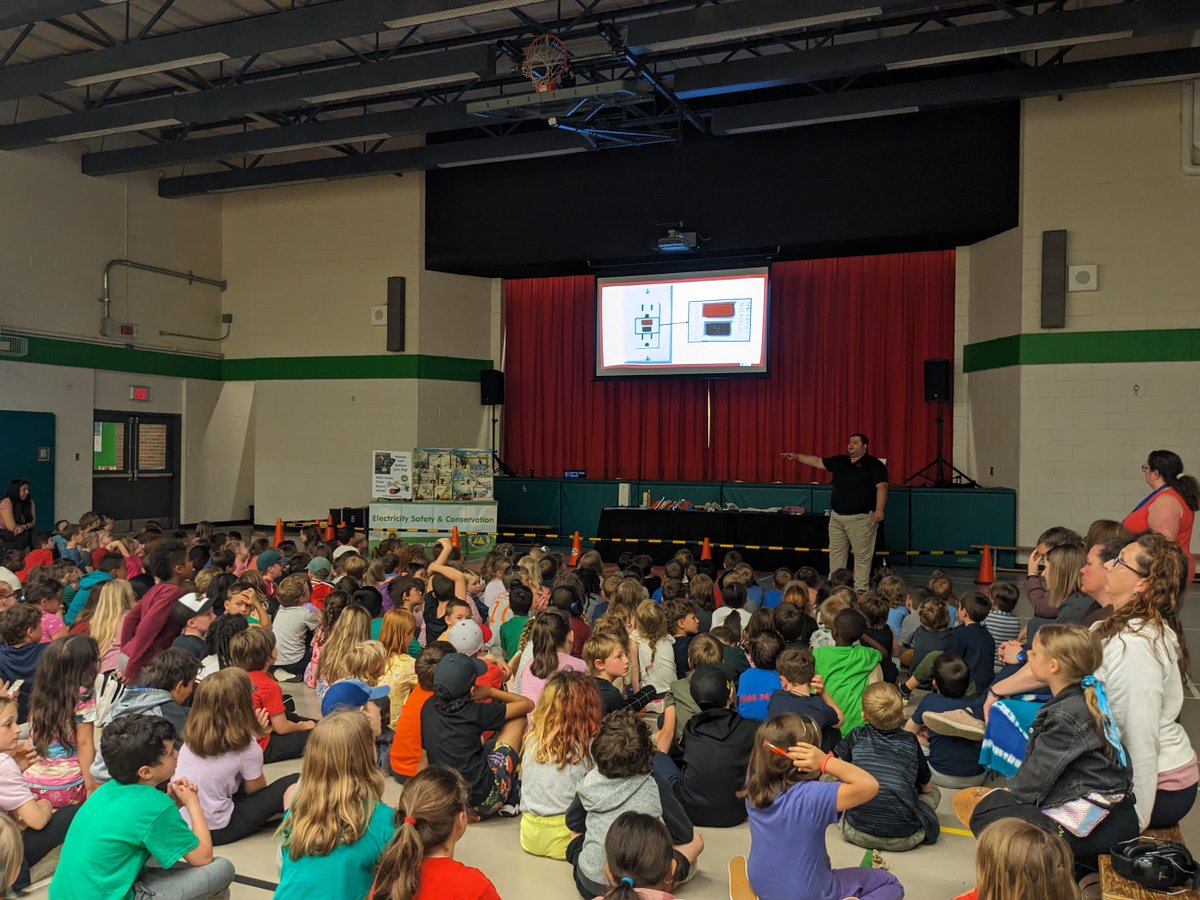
left=481, top=369, right=516, bottom=477
left=905, top=359, right=976, bottom=487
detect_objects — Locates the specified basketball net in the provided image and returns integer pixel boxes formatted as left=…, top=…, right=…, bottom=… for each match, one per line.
left=522, top=34, right=569, bottom=93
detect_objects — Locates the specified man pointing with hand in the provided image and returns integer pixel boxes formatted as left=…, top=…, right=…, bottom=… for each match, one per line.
left=783, top=433, right=887, bottom=592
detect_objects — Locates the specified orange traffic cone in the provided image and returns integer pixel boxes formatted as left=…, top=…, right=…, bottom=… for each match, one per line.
left=976, top=544, right=995, bottom=585
left=700, top=537, right=712, bottom=561
left=451, top=526, right=461, bottom=550
left=273, top=518, right=284, bottom=548
left=323, top=515, right=334, bottom=542
left=569, top=531, right=582, bottom=567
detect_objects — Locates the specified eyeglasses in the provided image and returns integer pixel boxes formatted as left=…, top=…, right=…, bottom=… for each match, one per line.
left=1112, top=555, right=1148, bottom=578
left=1141, top=465, right=1150, bottom=473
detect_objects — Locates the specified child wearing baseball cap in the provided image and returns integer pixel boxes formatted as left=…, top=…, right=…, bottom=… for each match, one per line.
left=420, top=653, right=533, bottom=818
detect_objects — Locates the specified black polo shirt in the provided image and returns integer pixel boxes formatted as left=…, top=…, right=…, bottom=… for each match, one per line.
left=821, top=454, right=888, bottom=515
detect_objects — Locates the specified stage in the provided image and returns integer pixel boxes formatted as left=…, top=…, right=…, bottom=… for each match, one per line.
left=493, top=478, right=1015, bottom=569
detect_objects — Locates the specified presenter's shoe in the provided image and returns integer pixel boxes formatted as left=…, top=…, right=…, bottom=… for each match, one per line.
left=922, top=709, right=984, bottom=741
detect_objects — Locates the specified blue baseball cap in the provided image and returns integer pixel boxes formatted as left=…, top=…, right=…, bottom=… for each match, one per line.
left=320, top=678, right=390, bottom=716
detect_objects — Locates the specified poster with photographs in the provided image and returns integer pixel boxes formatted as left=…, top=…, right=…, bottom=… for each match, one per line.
left=412, top=447, right=493, bottom=501
left=371, top=450, right=412, bottom=500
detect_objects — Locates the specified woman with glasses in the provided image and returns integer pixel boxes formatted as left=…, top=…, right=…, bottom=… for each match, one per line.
left=1124, top=450, right=1198, bottom=584
left=983, top=533, right=1195, bottom=829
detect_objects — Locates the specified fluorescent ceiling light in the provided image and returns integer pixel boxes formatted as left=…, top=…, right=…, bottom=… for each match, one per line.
left=248, top=134, right=392, bottom=155
left=436, top=146, right=586, bottom=167
left=720, top=106, right=918, bottom=134
left=643, top=7, right=883, bottom=52
left=385, top=1, right=530, bottom=28
left=65, top=53, right=231, bottom=87
left=210, top=178, right=328, bottom=193
left=302, top=73, right=476, bottom=104
left=47, top=118, right=182, bottom=142
left=885, top=31, right=1134, bottom=70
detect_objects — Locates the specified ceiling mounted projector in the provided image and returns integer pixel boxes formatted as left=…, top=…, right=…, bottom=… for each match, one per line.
left=657, top=228, right=698, bottom=253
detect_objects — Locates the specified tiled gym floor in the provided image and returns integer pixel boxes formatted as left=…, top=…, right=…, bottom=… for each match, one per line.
left=25, top=568, right=1200, bottom=898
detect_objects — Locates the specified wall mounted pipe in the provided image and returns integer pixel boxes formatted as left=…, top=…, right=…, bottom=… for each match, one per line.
left=99, top=258, right=227, bottom=323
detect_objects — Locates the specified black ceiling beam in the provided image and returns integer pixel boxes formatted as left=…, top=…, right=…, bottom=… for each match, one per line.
left=626, top=0, right=924, bottom=53
left=0, top=45, right=493, bottom=149
left=710, top=45, right=1200, bottom=134
left=0, top=1, right=106, bottom=32
left=157, top=129, right=593, bottom=197
left=82, top=103, right=479, bottom=175
left=676, top=0, right=1200, bottom=99
left=0, top=0, right=529, bottom=103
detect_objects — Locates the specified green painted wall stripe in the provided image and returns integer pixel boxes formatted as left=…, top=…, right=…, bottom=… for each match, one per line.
left=5, top=334, right=491, bottom=383
left=964, top=329, right=1200, bottom=372
left=221, top=354, right=491, bottom=382
left=19, top=334, right=222, bottom=379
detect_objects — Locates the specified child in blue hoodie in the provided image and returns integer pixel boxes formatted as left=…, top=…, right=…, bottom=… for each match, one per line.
left=65, top=553, right=125, bottom=626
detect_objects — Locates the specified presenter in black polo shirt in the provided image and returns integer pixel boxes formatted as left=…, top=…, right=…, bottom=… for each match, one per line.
left=783, top=433, right=888, bottom=592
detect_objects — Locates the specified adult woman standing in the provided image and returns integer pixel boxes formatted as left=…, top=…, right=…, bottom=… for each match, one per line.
left=1123, top=450, right=1197, bottom=583
left=986, top=534, right=1196, bottom=829
left=0, top=480, right=35, bottom=551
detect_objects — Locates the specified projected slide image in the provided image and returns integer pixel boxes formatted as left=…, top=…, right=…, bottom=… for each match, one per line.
left=596, top=270, right=769, bottom=377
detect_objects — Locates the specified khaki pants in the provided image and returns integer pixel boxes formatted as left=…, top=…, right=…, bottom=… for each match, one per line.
left=829, top=511, right=878, bottom=592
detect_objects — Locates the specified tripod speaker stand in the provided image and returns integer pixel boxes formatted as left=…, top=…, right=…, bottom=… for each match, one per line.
left=905, top=402, right=976, bottom=487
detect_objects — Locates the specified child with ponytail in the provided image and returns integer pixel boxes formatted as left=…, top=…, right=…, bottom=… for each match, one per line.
left=599, top=812, right=680, bottom=900
left=967, top=622, right=1138, bottom=874
left=370, top=765, right=500, bottom=900
left=516, top=610, right=589, bottom=705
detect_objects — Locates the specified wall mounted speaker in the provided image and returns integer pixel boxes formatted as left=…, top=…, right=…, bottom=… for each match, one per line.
left=1041, top=230, right=1067, bottom=329
left=386, top=276, right=405, bottom=352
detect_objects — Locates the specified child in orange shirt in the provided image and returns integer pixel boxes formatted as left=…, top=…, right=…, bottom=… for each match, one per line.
left=388, top=642, right=451, bottom=784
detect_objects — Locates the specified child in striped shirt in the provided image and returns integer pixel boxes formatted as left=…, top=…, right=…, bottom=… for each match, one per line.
left=982, top=583, right=1021, bottom=664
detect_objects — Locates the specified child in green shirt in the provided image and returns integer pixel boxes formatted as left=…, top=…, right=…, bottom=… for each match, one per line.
left=499, top=582, right=534, bottom=661
left=49, top=715, right=235, bottom=900
left=813, top=609, right=882, bottom=735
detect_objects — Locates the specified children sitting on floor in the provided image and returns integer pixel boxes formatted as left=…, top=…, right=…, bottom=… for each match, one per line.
left=49, top=714, right=236, bottom=900
left=274, top=711, right=392, bottom=900
left=598, top=812, right=683, bottom=900
left=389, top=641, right=452, bottom=784
left=813, top=609, right=882, bottom=735
left=520, top=670, right=602, bottom=860
left=372, top=765, right=501, bottom=899
left=0, top=603, right=46, bottom=721
left=767, top=647, right=844, bottom=752
left=950, top=818, right=1081, bottom=900
left=741, top=713, right=903, bottom=900
left=982, top=582, right=1021, bottom=655
left=24, top=634, right=99, bottom=807
left=421, top=652, right=532, bottom=819
left=228, top=627, right=314, bottom=763
left=566, top=709, right=703, bottom=899
left=658, top=633, right=724, bottom=752
left=175, top=667, right=299, bottom=845
left=905, top=653, right=986, bottom=788
left=735, top=632, right=784, bottom=720
left=271, top=573, right=319, bottom=682
left=662, top=665, right=759, bottom=827
left=834, top=683, right=940, bottom=851
left=584, top=632, right=656, bottom=716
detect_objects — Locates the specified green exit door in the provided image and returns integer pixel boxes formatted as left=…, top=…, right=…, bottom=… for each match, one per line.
left=0, top=411, right=55, bottom=527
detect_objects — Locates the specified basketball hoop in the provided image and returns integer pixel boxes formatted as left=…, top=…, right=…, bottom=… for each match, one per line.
left=522, top=34, right=569, bottom=93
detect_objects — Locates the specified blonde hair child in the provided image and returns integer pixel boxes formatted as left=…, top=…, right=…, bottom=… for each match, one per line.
left=314, top=605, right=372, bottom=699
left=378, top=609, right=418, bottom=729
left=274, top=712, right=391, bottom=900
left=967, top=819, right=1080, bottom=900
left=632, top=600, right=676, bottom=696
left=175, top=668, right=297, bottom=844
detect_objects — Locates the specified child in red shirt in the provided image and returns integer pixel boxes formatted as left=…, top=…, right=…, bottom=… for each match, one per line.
left=229, top=627, right=314, bottom=763
left=370, top=765, right=500, bottom=900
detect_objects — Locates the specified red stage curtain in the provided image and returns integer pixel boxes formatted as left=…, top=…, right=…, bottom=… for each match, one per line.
left=502, top=251, right=955, bottom=484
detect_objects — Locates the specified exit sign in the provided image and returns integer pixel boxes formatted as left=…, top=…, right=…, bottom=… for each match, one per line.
left=130, top=385, right=151, bottom=402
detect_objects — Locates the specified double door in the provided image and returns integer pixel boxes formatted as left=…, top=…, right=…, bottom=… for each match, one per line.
left=92, top=411, right=180, bottom=531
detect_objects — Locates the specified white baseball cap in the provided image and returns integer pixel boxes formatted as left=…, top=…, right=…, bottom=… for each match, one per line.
left=446, top=619, right=484, bottom=657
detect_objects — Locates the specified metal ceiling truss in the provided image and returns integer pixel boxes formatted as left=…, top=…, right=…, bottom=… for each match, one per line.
left=0, top=0, right=1194, bottom=194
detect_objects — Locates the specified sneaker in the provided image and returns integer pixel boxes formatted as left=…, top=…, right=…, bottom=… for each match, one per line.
left=273, top=669, right=303, bottom=684
left=898, top=683, right=913, bottom=701
left=496, top=804, right=520, bottom=818
left=675, top=861, right=699, bottom=887
left=923, top=709, right=985, bottom=741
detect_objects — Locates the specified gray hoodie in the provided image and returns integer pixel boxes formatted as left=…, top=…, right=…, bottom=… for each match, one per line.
left=566, top=771, right=665, bottom=883
left=90, top=687, right=188, bottom=783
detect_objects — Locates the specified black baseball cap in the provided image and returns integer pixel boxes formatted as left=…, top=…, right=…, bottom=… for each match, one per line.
left=433, top=653, right=487, bottom=698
